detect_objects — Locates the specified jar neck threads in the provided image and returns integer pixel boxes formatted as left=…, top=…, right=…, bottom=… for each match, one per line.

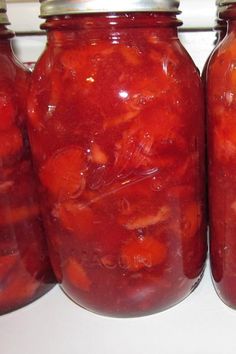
left=0, top=24, right=14, bottom=40
left=41, top=13, right=181, bottom=47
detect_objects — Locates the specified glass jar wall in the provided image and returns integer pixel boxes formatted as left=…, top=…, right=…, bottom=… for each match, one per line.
left=207, top=1, right=236, bottom=308
left=0, top=1, right=55, bottom=315
left=215, top=0, right=227, bottom=46
left=202, top=0, right=227, bottom=79
left=28, top=2, right=207, bottom=317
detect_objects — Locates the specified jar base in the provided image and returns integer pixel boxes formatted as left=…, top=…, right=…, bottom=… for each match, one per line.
left=59, top=269, right=206, bottom=318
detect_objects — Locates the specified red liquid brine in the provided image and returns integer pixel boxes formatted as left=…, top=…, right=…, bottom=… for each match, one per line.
left=28, top=12, right=207, bottom=317
left=0, top=22, right=55, bottom=314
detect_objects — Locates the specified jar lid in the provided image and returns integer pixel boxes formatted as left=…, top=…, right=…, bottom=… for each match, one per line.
left=216, top=0, right=228, bottom=16
left=0, top=0, right=10, bottom=24
left=217, top=0, right=236, bottom=5
left=40, top=0, right=180, bottom=18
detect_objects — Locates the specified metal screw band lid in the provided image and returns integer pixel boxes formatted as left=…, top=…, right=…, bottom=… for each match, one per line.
left=40, top=0, right=180, bottom=18
left=216, top=0, right=228, bottom=17
left=217, top=0, right=236, bottom=4
left=0, top=0, right=10, bottom=24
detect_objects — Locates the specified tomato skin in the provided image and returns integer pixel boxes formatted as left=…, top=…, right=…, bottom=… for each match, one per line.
left=0, top=26, right=55, bottom=315
left=0, top=127, right=23, bottom=159
left=28, top=13, right=206, bottom=317
left=55, top=201, right=94, bottom=238
left=64, top=258, right=92, bottom=292
left=0, top=94, right=16, bottom=131
left=39, top=147, right=86, bottom=199
left=121, top=237, right=167, bottom=272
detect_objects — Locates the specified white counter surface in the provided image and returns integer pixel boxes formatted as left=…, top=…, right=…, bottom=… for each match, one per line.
left=1, top=261, right=236, bottom=354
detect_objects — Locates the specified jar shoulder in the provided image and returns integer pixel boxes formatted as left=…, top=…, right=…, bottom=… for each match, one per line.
left=208, top=33, right=236, bottom=75
left=33, top=37, right=201, bottom=87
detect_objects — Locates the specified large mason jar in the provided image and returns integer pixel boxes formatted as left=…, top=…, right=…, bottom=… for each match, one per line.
left=207, top=0, right=236, bottom=309
left=28, top=0, right=207, bottom=317
left=0, top=0, right=55, bottom=315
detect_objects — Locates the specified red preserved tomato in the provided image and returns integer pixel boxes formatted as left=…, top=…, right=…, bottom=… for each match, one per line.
left=28, top=12, right=206, bottom=317
left=207, top=3, right=236, bottom=308
left=39, top=147, right=86, bottom=199
left=0, top=22, right=55, bottom=314
left=0, top=92, right=16, bottom=130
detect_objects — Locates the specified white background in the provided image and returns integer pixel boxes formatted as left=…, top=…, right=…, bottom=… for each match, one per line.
left=1, top=1, right=233, bottom=354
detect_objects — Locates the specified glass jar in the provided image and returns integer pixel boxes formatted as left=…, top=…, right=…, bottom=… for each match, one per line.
left=215, top=0, right=227, bottom=45
left=0, top=0, right=55, bottom=315
left=28, top=0, right=207, bottom=317
left=202, top=0, right=227, bottom=79
left=207, top=0, right=236, bottom=308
